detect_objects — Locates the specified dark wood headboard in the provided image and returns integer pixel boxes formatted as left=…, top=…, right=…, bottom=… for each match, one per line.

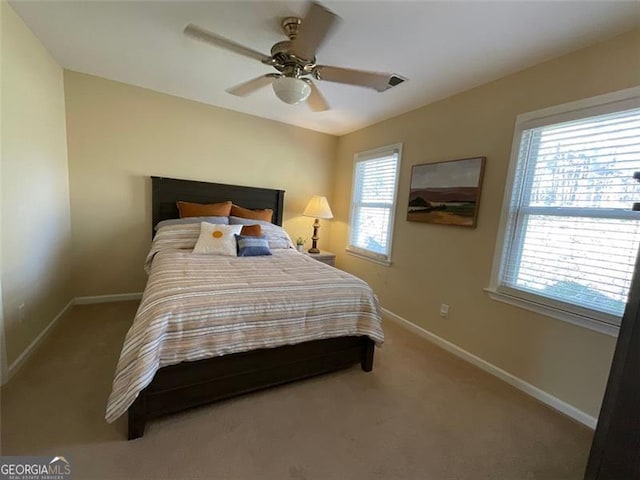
left=151, top=176, right=285, bottom=235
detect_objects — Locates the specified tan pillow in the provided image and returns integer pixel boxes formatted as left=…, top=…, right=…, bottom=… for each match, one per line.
left=231, top=204, right=273, bottom=222
left=240, top=225, right=262, bottom=237
left=177, top=201, right=232, bottom=218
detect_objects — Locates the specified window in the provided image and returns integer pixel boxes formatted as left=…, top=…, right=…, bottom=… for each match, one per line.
left=348, top=144, right=402, bottom=264
left=489, top=88, right=640, bottom=335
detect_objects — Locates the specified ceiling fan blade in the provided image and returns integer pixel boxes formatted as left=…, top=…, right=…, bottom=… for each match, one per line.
left=226, top=74, right=278, bottom=97
left=290, top=2, right=340, bottom=61
left=305, top=80, right=330, bottom=112
left=185, top=24, right=271, bottom=63
left=314, top=66, right=406, bottom=92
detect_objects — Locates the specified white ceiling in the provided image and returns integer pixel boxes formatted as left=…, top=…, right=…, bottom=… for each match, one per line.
left=10, top=0, right=640, bottom=135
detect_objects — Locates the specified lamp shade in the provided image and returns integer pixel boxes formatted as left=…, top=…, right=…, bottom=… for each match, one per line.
left=272, top=77, right=311, bottom=105
left=303, top=196, right=333, bottom=219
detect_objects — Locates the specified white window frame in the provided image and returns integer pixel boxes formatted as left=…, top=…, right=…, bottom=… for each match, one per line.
left=347, top=143, right=403, bottom=265
left=487, top=86, right=640, bottom=337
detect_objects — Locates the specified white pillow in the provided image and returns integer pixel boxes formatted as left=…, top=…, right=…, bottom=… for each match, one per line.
left=192, top=223, right=243, bottom=256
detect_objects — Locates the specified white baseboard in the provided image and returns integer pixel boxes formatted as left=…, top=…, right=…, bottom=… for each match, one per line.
left=6, top=299, right=74, bottom=383
left=381, top=307, right=598, bottom=430
left=74, top=292, right=143, bottom=304
left=5, top=293, right=143, bottom=382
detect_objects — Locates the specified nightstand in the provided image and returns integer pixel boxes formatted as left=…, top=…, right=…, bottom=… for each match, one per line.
left=304, top=250, right=336, bottom=267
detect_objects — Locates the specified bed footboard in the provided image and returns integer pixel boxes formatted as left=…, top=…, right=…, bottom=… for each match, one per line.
left=127, top=335, right=375, bottom=440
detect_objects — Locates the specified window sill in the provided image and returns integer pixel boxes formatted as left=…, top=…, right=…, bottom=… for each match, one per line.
left=483, top=288, right=619, bottom=337
left=345, top=249, right=391, bottom=266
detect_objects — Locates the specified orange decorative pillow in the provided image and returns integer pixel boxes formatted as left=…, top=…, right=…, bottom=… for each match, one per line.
left=240, top=225, right=262, bottom=237
left=231, top=204, right=273, bottom=222
left=177, top=201, right=232, bottom=218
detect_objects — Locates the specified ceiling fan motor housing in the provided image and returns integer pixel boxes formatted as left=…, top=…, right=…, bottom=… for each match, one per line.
left=270, top=42, right=316, bottom=77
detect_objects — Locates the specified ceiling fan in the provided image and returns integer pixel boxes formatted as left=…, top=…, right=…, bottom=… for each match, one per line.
left=184, top=1, right=406, bottom=112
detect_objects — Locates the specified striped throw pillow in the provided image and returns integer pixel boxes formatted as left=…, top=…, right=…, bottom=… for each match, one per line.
left=235, top=234, right=272, bottom=257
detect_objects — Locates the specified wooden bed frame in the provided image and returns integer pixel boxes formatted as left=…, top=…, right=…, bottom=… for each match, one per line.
left=127, top=177, right=376, bottom=439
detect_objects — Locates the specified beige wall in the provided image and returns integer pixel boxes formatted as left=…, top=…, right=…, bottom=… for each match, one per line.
left=329, top=29, right=640, bottom=417
left=1, top=2, right=73, bottom=366
left=64, top=71, right=338, bottom=296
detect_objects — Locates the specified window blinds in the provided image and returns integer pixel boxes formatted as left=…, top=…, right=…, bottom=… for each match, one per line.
left=499, top=107, right=640, bottom=324
left=349, top=149, right=400, bottom=260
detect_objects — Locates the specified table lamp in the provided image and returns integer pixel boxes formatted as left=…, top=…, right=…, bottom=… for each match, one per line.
left=303, top=195, right=333, bottom=253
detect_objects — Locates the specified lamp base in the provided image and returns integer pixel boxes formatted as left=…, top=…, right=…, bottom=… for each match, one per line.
left=308, top=218, right=320, bottom=254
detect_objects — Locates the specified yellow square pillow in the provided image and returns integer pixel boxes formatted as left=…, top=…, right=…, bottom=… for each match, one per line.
left=192, top=223, right=242, bottom=256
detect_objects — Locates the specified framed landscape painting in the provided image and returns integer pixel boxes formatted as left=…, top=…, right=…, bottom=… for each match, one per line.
left=407, top=157, right=486, bottom=227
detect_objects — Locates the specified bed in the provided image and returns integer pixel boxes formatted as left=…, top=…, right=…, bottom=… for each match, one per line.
left=109, top=177, right=382, bottom=439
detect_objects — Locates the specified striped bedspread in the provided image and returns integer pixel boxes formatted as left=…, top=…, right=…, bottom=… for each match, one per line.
left=105, top=226, right=384, bottom=423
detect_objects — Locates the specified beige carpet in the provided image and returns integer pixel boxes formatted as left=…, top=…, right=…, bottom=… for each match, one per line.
left=1, top=301, right=592, bottom=479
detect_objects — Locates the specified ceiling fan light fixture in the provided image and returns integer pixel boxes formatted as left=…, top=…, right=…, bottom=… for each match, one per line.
left=272, top=76, right=311, bottom=105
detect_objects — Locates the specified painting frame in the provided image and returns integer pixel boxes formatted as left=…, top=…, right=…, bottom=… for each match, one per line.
left=407, top=156, right=486, bottom=228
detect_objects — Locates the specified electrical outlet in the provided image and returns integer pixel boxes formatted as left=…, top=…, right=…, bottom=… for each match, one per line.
left=439, top=303, right=449, bottom=318
left=18, top=303, right=25, bottom=323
